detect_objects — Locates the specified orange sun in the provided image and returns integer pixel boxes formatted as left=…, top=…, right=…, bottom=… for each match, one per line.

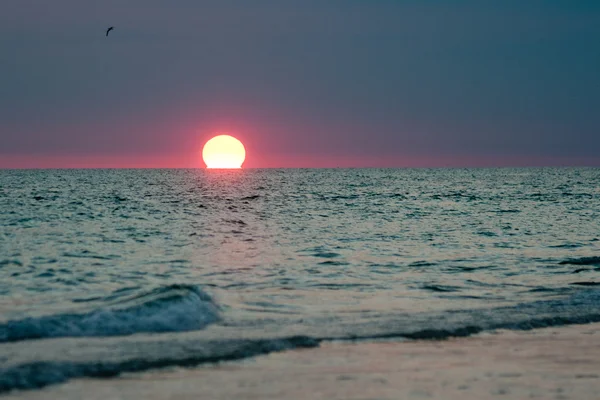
left=202, top=135, right=246, bottom=169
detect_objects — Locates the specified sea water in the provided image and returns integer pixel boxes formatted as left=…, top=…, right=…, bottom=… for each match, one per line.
left=1, top=168, right=599, bottom=392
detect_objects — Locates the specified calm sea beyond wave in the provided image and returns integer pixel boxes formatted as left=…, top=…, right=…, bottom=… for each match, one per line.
left=1, top=168, right=600, bottom=393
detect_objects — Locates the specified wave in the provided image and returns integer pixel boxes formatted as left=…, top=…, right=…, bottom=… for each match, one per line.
left=559, top=256, right=600, bottom=266
left=0, top=285, right=220, bottom=343
left=0, top=336, right=319, bottom=393
left=3, top=289, right=600, bottom=393
left=570, top=282, right=600, bottom=286
left=323, top=289, right=600, bottom=341
left=421, top=284, right=462, bottom=293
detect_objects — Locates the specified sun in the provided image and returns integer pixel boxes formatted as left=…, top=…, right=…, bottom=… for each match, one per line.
left=202, top=135, right=246, bottom=169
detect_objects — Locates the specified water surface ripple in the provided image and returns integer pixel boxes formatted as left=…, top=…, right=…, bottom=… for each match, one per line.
left=1, top=168, right=599, bottom=391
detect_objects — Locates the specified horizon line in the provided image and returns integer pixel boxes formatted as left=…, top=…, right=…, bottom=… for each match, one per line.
left=2, top=165, right=599, bottom=171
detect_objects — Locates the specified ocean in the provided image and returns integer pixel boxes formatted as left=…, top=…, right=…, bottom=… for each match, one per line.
left=1, top=168, right=599, bottom=393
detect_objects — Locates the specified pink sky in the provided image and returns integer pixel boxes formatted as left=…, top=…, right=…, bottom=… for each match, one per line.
left=3, top=153, right=599, bottom=169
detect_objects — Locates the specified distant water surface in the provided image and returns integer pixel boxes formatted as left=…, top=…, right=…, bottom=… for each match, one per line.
left=1, top=168, right=599, bottom=391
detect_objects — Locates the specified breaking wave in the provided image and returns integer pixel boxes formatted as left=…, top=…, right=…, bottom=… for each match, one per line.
left=2, top=289, right=600, bottom=393
left=0, top=336, right=319, bottom=393
left=0, top=285, right=220, bottom=343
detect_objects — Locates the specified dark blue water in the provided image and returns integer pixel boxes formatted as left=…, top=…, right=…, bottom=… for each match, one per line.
left=1, top=168, right=599, bottom=392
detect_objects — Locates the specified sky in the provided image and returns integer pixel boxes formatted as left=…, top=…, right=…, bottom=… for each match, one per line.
left=1, top=0, right=599, bottom=168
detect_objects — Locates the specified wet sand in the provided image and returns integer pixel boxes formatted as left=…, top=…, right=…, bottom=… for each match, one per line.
left=7, top=323, right=600, bottom=400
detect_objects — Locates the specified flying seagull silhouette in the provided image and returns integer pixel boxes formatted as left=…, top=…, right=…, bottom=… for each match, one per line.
left=105, top=27, right=114, bottom=37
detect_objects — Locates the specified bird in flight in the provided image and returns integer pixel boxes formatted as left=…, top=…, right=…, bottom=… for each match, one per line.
left=105, top=27, right=114, bottom=37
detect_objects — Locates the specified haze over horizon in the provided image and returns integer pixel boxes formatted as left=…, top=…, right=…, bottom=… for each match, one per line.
left=1, top=1, right=599, bottom=168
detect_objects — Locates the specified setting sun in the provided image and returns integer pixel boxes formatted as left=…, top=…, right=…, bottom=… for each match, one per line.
left=202, top=135, right=246, bottom=169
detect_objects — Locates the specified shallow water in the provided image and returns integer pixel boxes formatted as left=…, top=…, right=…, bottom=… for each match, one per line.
left=1, top=168, right=600, bottom=391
